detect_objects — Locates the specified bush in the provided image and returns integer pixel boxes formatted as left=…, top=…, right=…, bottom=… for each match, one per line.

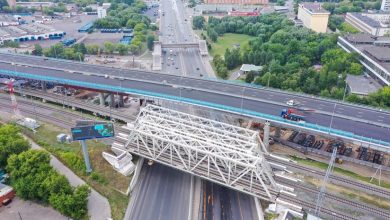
left=7, top=150, right=90, bottom=220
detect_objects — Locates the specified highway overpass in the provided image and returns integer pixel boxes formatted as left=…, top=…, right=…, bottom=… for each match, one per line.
left=0, top=53, right=389, bottom=152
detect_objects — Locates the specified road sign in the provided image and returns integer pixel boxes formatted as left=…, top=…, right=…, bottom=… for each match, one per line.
left=71, top=122, right=114, bottom=141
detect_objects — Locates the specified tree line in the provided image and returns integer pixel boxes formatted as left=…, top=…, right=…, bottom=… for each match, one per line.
left=199, top=13, right=390, bottom=108
left=0, top=124, right=89, bottom=220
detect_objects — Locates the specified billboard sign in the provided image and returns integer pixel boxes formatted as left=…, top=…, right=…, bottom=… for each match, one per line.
left=71, top=122, right=114, bottom=141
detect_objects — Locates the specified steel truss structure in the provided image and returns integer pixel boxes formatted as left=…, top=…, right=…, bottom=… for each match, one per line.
left=124, top=105, right=280, bottom=201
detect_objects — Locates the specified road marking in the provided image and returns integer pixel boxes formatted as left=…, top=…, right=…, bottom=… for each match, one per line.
left=378, top=119, right=383, bottom=122
left=379, top=115, right=384, bottom=118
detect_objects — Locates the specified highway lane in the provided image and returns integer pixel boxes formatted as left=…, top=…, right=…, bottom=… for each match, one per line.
left=0, top=61, right=390, bottom=145
left=1, top=52, right=389, bottom=128
left=127, top=163, right=192, bottom=220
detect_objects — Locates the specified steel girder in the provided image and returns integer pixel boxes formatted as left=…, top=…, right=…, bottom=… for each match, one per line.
left=125, top=105, right=280, bottom=201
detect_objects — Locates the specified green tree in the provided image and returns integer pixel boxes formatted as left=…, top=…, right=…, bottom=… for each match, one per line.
left=104, top=41, right=116, bottom=54
left=33, top=44, right=43, bottom=56
left=146, top=35, right=155, bottom=51
left=0, top=125, right=30, bottom=167
left=245, top=71, right=255, bottom=83
left=86, top=44, right=100, bottom=55
left=117, top=44, right=129, bottom=55
left=192, top=16, right=205, bottom=29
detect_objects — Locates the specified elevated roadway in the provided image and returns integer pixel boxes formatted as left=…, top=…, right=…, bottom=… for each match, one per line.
left=0, top=53, right=390, bottom=151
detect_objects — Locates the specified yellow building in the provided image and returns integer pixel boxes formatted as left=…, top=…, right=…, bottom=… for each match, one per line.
left=297, top=3, right=330, bottom=33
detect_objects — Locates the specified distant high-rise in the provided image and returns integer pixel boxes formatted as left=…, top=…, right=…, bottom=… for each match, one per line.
left=204, top=0, right=268, bottom=5
left=382, top=0, right=390, bottom=11
left=7, top=0, right=16, bottom=8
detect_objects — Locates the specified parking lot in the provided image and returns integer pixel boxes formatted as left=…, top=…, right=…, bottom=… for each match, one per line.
left=0, top=197, right=67, bottom=220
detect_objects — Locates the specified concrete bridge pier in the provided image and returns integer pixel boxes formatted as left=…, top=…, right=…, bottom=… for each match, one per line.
left=109, top=94, right=115, bottom=107
left=263, top=121, right=270, bottom=151
left=41, top=82, right=47, bottom=92
left=99, top=93, right=105, bottom=106
left=119, top=95, right=124, bottom=107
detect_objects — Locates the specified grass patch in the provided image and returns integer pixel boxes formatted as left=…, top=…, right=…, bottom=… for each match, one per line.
left=291, top=156, right=390, bottom=190
left=20, top=123, right=131, bottom=220
left=265, top=213, right=279, bottom=220
left=210, top=33, right=256, bottom=57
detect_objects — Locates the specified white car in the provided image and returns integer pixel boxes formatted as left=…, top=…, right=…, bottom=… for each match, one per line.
left=286, top=99, right=296, bottom=106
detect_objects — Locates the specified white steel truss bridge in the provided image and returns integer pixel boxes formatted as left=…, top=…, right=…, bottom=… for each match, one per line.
left=121, top=105, right=282, bottom=201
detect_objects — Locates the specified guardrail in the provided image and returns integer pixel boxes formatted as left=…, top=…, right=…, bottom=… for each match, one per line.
left=1, top=69, right=390, bottom=150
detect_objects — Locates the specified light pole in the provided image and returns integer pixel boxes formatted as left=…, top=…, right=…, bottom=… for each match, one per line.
left=240, top=87, right=245, bottom=113
left=267, top=73, right=271, bottom=88
left=342, top=81, right=348, bottom=102
left=329, top=103, right=337, bottom=133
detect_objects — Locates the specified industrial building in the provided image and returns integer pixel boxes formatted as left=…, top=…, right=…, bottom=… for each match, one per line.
left=0, top=23, right=65, bottom=45
left=97, top=6, right=107, bottom=18
left=338, top=33, right=390, bottom=86
left=297, top=2, right=330, bottom=33
left=203, top=0, right=268, bottom=4
left=382, top=0, right=390, bottom=11
left=15, top=1, right=55, bottom=9
left=345, top=12, right=390, bottom=36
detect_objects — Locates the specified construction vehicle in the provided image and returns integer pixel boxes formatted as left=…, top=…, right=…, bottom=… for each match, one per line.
left=281, top=108, right=305, bottom=122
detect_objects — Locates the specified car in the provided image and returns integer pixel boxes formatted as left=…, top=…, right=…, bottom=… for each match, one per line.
left=175, top=67, right=179, bottom=69
left=196, top=67, right=200, bottom=70
left=104, top=74, right=109, bottom=78
left=286, top=99, right=298, bottom=106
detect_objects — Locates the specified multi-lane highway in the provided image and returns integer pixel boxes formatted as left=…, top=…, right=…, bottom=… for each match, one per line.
left=159, top=0, right=207, bottom=76
left=1, top=53, right=389, bottom=149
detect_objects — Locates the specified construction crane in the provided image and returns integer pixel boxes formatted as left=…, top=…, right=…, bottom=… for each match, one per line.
left=7, top=79, right=22, bottom=119
left=314, top=146, right=338, bottom=216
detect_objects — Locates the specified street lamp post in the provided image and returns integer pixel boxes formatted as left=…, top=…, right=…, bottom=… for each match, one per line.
left=240, top=87, right=245, bottom=113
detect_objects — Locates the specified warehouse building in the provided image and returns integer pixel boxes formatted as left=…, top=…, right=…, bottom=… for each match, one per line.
left=382, top=0, right=390, bottom=11
left=0, top=23, right=65, bottom=45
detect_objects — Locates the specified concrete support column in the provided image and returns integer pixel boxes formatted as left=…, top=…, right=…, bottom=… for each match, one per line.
left=42, top=99, right=46, bottom=103
left=263, top=121, right=270, bottom=151
left=41, top=82, right=47, bottom=92
left=109, top=94, right=115, bottom=107
left=275, top=127, right=281, bottom=139
left=99, top=93, right=105, bottom=106
left=119, top=95, right=124, bottom=107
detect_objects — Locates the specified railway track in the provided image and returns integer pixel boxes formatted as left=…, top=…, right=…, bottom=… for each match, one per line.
left=1, top=95, right=389, bottom=219
left=276, top=178, right=390, bottom=219
left=268, top=157, right=390, bottom=198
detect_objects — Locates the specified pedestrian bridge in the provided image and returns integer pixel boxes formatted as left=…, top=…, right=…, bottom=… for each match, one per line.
left=113, top=105, right=294, bottom=201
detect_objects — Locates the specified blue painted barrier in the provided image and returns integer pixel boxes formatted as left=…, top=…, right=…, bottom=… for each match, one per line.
left=0, top=69, right=389, bottom=147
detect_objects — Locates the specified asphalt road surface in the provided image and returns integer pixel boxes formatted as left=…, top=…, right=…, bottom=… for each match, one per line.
left=201, top=181, right=258, bottom=220
left=159, top=0, right=206, bottom=77
left=127, top=163, right=192, bottom=220
left=0, top=56, right=389, bottom=145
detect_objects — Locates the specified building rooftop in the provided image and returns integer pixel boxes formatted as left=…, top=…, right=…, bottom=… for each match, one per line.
left=301, top=2, right=329, bottom=14
left=0, top=23, right=59, bottom=38
left=240, top=64, right=262, bottom=72
left=364, top=46, right=390, bottom=61
left=345, top=33, right=376, bottom=43
left=350, top=13, right=381, bottom=27
left=346, top=74, right=382, bottom=96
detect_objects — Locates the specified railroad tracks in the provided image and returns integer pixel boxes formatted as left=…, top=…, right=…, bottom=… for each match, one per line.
left=268, top=157, right=390, bottom=199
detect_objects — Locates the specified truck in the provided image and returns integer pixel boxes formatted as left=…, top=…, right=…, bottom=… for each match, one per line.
left=280, top=108, right=305, bottom=122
